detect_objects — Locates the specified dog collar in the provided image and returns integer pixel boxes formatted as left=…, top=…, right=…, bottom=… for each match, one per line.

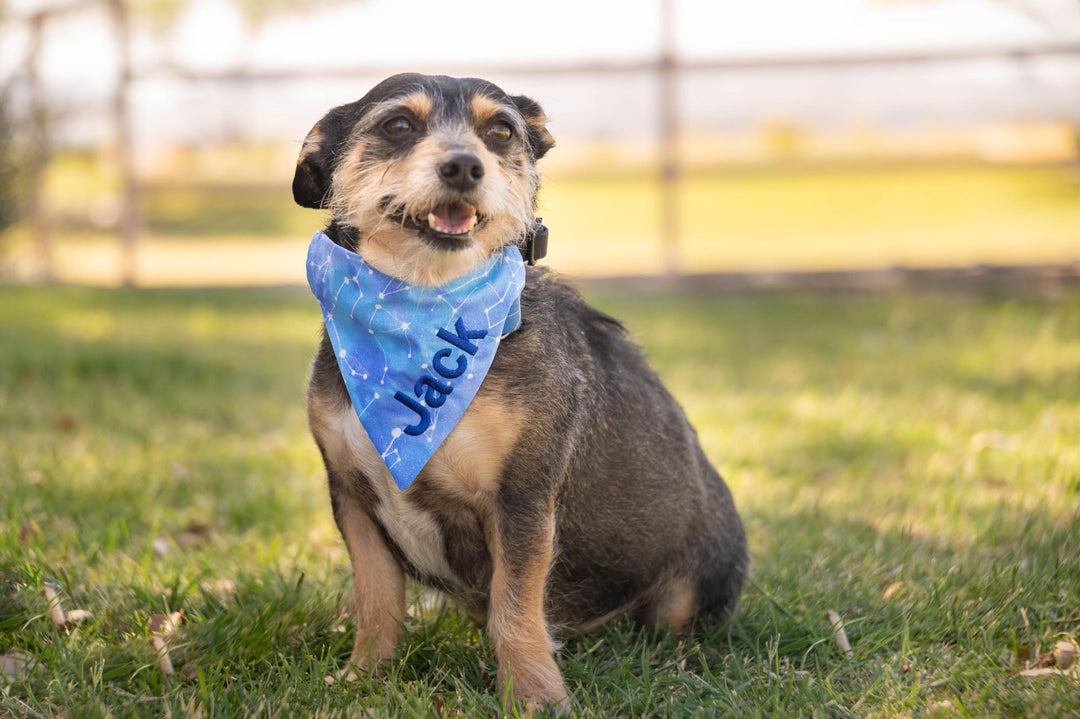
left=306, top=230, right=526, bottom=490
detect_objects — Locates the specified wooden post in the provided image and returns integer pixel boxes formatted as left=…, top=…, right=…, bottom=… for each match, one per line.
left=658, top=0, right=679, bottom=277
left=108, top=0, right=139, bottom=287
left=26, top=11, right=53, bottom=282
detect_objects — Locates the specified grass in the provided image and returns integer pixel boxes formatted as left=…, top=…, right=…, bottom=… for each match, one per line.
left=4, top=163, right=1079, bottom=284
left=1, top=284, right=1079, bottom=717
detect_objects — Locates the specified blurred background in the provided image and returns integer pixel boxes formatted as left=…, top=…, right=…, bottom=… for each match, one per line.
left=0, top=0, right=1078, bottom=287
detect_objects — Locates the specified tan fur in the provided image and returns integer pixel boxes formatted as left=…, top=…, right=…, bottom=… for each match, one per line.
left=470, top=94, right=507, bottom=125
left=308, top=393, right=456, bottom=583
left=398, top=91, right=433, bottom=121
left=298, top=125, right=324, bottom=163
left=653, top=576, right=698, bottom=633
left=336, top=496, right=406, bottom=677
left=420, top=389, right=524, bottom=504
left=486, top=511, right=569, bottom=710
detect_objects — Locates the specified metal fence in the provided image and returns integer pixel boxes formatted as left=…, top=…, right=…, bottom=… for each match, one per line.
left=3, top=0, right=1079, bottom=285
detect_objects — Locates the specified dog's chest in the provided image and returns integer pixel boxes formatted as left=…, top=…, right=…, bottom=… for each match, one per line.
left=311, top=387, right=523, bottom=585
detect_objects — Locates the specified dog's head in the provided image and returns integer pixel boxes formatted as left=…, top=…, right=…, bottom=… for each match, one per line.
left=294, top=73, right=554, bottom=286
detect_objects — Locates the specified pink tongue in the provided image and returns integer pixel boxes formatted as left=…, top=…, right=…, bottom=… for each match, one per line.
left=431, top=203, right=475, bottom=233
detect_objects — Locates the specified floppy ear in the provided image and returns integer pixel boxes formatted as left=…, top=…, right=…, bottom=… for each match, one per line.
left=293, top=122, right=331, bottom=209
left=510, top=95, right=555, bottom=161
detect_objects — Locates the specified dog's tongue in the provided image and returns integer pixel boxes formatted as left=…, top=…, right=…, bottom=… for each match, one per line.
left=427, top=202, right=477, bottom=235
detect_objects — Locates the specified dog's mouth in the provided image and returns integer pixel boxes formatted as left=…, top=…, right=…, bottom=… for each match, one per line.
left=387, top=200, right=482, bottom=251
left=426, top=202, right=478, bottom=236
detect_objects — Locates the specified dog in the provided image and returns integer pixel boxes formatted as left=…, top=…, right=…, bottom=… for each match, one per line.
left=294, top=73, right=747, bottom=713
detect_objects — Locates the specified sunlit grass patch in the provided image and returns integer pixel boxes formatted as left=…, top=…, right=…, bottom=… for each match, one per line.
left=2, top=286, right=1078, bottom=716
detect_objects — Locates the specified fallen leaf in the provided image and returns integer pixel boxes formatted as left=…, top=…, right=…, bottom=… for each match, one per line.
left=18, top=520, right=41, bottom=546
left=1055, top=640, right=1077, bottom=670
left=827, top=610, right=854, bottom=659
left=1019, top=667, right=1070, bottom=678
left=882, top=581, right=906, bottom=600
left=43, top=585, right=66, bottom=626
left=151, top=635, right=174, bottom=677
left=0, top=652, right=36, bottom=683
left=184, top=519, right=212, bottom=535
left=52, top=411, right=80, bottom=431
left=148, top=612, right=183, bottom=635
left=174, top=532, right=207, bottom=550
left=64, top=608, right=95, bottom=625
left=152, top=538, right=171, bottom=558
left=148, top=613, right=182, bottom=679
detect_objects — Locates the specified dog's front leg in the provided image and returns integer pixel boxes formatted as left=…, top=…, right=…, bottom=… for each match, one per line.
left=486, top=493, right=569, bottom=713
left=334, top=493, right=406, bottom=679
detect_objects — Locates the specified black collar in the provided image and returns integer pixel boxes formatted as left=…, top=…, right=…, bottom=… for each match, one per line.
left=519, top=218, right=548, bottom=266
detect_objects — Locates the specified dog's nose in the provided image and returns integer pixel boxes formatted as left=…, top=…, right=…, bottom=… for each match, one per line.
left=437, top=153, right=484, bottom=191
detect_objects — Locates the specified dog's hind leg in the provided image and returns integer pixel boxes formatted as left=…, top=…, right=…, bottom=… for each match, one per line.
left=334, top=493, right=406, bottom=679
left=485, top=496, right=570, bottom=714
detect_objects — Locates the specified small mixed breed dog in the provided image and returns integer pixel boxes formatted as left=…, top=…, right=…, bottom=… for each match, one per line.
left=294, top=73, right=747, bottom=712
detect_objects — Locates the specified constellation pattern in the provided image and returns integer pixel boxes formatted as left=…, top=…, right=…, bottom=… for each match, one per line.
left=307, top=230, right=526, bottom=490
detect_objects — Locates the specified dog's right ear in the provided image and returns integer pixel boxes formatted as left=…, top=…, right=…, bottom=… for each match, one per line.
left=510, top=95, right=555, bottom=161
left=293, top=122, right=331, bottom=209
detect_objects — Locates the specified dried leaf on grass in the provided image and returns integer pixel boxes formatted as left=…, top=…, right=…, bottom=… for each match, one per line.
left=0, top=652, right=36, bottom=683
left=1055, top=639, right=1077, bottom=670
left=18, top=520, right=41, bottom=546
left=43, top=582, right=95, bottom=628
left=1018, top=638, right=1079, bottom=679
left=881, top=581, right=906, bottom=600
left=149, top=612, right=184, bottom=678
left=154, top=520, right=217, bottom=557
left=64, top=608, right=95, bottom=624
left=43, top=584, right=66, bottom=626
left=827, top=610, right=854, bottom=659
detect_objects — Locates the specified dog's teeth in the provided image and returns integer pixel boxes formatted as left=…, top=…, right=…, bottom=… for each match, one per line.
left=426, top=211, right=476, bottom=236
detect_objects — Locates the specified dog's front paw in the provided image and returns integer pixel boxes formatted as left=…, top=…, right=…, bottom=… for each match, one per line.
left=520, top=694, right=573, bottom=717
left=502, top=668, right=571, bottom=716
left=326, top=654, right=386, bottom=685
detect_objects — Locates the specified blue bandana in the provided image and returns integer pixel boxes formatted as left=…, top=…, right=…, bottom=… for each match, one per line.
left=306, top=230, right=526, bottom=490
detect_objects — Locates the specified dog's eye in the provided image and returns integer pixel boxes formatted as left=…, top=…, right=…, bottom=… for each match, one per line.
left=486, top=122, right=513, bottom=143
left=382, top=116, right=414, bottom=137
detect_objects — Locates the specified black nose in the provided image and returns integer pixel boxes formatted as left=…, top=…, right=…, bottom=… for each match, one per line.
left=437, top=152, right=484, bottom=191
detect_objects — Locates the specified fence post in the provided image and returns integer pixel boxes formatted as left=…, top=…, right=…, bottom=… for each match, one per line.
left=108, top=0, right=139, bottom=287
left=26, top=11, right=53, bottom=282
left=658, top=0, right=680, bottom=278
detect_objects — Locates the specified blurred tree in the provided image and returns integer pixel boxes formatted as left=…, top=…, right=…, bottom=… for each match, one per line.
left=0, top=91, right=19, bottom=238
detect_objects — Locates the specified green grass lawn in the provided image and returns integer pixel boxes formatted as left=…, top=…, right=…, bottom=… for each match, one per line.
left=1, top=285, right=1078, bottom=717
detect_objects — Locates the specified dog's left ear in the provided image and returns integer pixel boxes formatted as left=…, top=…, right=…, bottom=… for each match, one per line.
left=511, top=95, right=555, bottom=161
left=293, top=121, right=331, bottom=209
